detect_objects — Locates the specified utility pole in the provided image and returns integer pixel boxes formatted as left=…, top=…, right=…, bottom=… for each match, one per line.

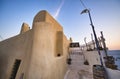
left=101, top=31, right=108, bottom=56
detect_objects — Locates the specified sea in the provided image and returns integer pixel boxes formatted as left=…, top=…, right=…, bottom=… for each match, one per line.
left=108, top=50, right=120, bottom=70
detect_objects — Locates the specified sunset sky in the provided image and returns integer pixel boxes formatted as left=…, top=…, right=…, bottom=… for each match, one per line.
left=0, top=0, right=120, bottom=50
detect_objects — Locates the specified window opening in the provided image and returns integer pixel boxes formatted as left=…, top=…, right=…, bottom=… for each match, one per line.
left=10, top=59, right=21, bottom=79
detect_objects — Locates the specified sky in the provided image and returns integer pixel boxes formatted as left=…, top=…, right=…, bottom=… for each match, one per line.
left=0, top=0, right=120, bottom=50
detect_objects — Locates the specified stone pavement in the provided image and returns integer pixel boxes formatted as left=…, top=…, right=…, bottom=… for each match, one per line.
left=64, top=52, right=93, bottom=79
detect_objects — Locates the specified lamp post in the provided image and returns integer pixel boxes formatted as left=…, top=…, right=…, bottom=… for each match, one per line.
left=91, top=33, right=95, bottom=49
left=81, top=9, right=103, bottom=66
left=84, top=37, right=88, bottom=50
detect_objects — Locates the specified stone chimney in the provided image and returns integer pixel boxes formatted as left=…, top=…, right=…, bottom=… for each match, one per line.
left=20, top=22, right=30, bottom=34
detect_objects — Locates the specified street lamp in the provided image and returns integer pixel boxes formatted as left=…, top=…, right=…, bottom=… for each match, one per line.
left=81, top=9, right=103, bottom=66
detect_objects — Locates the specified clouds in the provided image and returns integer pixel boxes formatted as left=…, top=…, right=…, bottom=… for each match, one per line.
left=54, top=0, right=65, bottom=19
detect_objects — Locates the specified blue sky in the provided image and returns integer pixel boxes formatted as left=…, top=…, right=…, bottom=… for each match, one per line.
left=0, top=0, right=120, bottom=50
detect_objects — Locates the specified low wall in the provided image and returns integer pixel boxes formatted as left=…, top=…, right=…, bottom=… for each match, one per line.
left=106, top=68, right=120, bottom=79
left=83, top=51, right=101, bottom=72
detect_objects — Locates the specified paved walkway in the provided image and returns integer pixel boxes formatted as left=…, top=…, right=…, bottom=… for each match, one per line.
left=64, top=52, right=93, bottom=79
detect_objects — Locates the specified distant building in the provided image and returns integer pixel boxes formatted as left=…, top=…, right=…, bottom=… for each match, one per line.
left=0, top=10, right=70, bottom=79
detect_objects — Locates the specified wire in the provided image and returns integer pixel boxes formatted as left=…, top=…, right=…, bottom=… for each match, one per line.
left=79, top=0, right=87, bottom=9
